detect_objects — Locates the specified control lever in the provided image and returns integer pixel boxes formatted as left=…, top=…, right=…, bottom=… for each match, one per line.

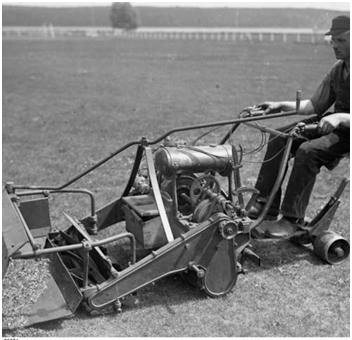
left=293, top=122, right=320, bottom=139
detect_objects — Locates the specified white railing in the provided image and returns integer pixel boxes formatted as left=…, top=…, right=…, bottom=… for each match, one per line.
left=2, top=26, right=328, bottom=43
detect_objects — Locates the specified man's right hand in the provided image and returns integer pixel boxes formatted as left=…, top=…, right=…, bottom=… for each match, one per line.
left=318, top=113, right=350, bottom=134
left=256, top=102, right=282, bottom=115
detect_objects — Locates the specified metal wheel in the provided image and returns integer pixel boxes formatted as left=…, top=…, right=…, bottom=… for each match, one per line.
left=190, top=174, right=220, bottom=206
left=176, top=174, right=197, bottom=215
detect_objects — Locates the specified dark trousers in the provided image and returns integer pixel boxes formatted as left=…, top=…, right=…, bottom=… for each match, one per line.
left=255, top=120, right=349, bottom=219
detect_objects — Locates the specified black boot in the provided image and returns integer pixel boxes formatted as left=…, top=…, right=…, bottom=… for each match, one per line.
left=246, top=195, right=279, bottom=220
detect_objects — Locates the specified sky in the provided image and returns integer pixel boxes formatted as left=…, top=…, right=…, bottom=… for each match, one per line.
left=2, top=1, right=350, bottom=11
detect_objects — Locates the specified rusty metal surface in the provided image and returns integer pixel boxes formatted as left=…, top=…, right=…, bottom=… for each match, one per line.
left=19, top=197, right=51, bottom=238
left=2, top=192, right=29, bottom=257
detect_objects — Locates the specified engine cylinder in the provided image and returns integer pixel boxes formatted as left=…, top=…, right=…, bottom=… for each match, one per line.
left=155, top=144, right=233, bottom=178
left=313, top=231, right=350, bottom=264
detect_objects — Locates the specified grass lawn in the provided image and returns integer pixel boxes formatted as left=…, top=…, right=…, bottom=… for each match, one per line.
left=2, top=37, right=350, bottom=337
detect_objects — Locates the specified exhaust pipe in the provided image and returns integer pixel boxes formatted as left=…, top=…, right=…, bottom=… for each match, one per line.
left=313, top=231, right=350, bottom=264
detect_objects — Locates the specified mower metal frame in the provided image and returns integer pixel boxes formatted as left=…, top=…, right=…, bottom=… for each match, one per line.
left=5, top=110, right=298, bottom=261
left=3, top=109, right=349, bottom=328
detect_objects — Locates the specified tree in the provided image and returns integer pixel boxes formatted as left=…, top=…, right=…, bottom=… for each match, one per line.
left=110, top=3, right=138, bottom=30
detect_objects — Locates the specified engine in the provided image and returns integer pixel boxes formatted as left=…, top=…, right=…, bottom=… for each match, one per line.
left=154, top=144, right=248, bottom=227
left=125, top=143, right=253, bottom=252
left=154, top=144, right=233, bottom=178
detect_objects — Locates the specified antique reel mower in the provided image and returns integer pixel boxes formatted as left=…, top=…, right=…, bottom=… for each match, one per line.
left=2, top=107, right=349, bottom=328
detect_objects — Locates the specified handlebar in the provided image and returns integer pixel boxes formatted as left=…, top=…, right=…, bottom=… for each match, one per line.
left=12, top=110, right=302, bottom=191
left=299, top=123, right=319, bottom=133
left=293, top=122, right=320, bottom=138
left=239, top=106, right=266, bottom=118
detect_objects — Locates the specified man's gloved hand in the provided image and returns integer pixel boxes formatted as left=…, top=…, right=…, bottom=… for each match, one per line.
left=256, top=102, right=282, bottom=115
left=317, top=114, right=342, bottom=135
left=239, top=106, right=265, bottom=118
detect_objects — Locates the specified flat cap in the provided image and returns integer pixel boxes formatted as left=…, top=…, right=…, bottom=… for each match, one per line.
left=325, top=15, right=350, bottom=35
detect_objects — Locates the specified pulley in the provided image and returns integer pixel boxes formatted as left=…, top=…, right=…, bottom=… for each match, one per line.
left=192, top=199, right=219, bottom=223
left=190, top=174, right=221, bottom=206
left=218, top=220, right=238, bottom=240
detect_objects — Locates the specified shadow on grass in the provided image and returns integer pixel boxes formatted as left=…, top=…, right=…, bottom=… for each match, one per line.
left=3, top=234, right=333, bottom=335
left=248, top=238, right=325, bottom=271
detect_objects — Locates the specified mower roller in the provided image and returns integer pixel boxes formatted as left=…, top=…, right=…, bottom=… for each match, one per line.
left=2, top=100, right=350, bottom=328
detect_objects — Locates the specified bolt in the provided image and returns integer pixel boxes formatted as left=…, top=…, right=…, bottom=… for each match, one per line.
left=197, top=269, right=205, bottom=279
left=113, top=299, right=122, bottom=313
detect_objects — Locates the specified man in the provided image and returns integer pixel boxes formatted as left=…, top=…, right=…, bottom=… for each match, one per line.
left=247, top=15, right=350, bottom=238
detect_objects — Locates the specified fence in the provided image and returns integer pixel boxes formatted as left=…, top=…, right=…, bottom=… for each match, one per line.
left=2, top=26, right=328, bottom=44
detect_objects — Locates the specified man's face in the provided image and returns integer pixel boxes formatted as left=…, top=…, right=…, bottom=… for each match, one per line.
left=330, top=31, right=350, bottom=61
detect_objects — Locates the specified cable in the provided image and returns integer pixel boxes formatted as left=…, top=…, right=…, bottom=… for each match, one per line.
left=243, top=127, right=267, bottom=155
left=190, top=126, right=223, bottom=145
left=240, top=124, right=294, bottom=164
left=241, top=144, right=288, bottom=164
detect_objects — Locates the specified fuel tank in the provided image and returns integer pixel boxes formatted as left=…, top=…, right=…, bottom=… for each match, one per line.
left=155, top=144, right=233, bottom=177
